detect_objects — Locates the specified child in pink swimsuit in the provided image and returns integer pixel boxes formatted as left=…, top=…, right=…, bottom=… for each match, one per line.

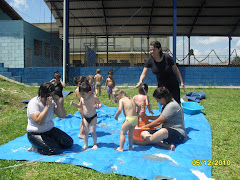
left=133, top=83, right=153, bottom=125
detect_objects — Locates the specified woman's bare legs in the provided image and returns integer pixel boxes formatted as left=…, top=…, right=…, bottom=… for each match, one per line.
left=133, top=128, right=175, bottom=151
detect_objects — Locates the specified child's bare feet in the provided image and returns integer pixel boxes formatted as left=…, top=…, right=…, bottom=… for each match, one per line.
left=115, top=147, right=123, bottom=152
left=81, top=146, right=88, bottom=151
left=78, top=133, right=84, bottom=139
left=27, top=145, right=38, bottom=153
left=92, top=145, right=98, bottom=150
left=170, top=144, right=175, bottom=151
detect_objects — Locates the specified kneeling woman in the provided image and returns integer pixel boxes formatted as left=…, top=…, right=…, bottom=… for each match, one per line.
left=134, top=86, right=187, bottom=151
left=27, top=82, right=73, bottom=155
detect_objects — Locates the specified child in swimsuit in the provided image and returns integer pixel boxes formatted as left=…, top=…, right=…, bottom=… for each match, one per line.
left=113, top=88, right=140, bottom=151
left=70, top=81, right=102, bottom=151
left=94, top=69, right=104, bottom=96
left=73, top=75, right=88, bottom=138
left=105, top=69, right=115, bottom=101
left=133, top=83, right=153, bottom=126
left=50, top=71, right=66, bottom=106
left=88, top=75, right=95, bottom=95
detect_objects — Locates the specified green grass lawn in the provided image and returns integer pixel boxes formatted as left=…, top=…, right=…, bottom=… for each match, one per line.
left=0, top=78, right=239, bottom=179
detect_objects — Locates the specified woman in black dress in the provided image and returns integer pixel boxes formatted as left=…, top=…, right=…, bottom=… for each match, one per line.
left=138, top=41, right=185, bottom=103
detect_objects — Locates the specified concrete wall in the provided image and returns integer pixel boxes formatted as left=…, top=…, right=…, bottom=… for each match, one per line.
left=0, top=20, right=24, bottom=68
left=0, top=20, right=63, bottom=68
left=23, top=21, right=63, bottom=67
left=7, top=66, right=240, bottom=86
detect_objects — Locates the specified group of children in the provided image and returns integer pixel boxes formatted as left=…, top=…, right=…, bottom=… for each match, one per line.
left=50, top=69, right=153, bottom=152
left=90, top=69, right=115, bottom=100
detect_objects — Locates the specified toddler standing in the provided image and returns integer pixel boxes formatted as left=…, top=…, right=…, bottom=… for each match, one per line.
left=133, top=83, right=153, bottom=125
left=113, top=89, right=140, bottom=151
left=94, top=69, right=104, bottom=96
left=50, top=71, right=66, bottom=106
left=70, top=81, right=102, bottom=151
left=73, top=75, right=88, bottom=138
left=88, top=75, right=95, bottom=95
left=105, top=69, right=115, bottom=101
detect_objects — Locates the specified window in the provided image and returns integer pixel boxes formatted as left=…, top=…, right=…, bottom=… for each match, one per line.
left=45, top=43, right=50, bottom=58
left=34, top=39, right=42, bottom=56
left=53, top=46, right=59, bottom=60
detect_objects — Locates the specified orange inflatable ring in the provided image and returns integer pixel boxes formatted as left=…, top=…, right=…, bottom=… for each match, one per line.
left=133, top=120, right=159, bottom=142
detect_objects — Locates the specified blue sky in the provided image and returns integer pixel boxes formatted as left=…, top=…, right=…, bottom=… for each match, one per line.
left=6, top=0, right=55, bottom=23
left=5, top=0, right=240, bottom=64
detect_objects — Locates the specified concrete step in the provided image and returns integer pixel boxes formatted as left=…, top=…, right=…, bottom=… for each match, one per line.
left=0, top=72, right=13, bottom=79
left=12, top=76, right=22, bottom=82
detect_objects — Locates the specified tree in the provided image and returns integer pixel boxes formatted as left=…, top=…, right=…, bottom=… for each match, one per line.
left=231, top=56, right=240, bottom=66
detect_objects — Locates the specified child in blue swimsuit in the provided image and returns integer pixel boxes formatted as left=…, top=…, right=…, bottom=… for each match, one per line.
left=70, top=81, right=102, bottom=151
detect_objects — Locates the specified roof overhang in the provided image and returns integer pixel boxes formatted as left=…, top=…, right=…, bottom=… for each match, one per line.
left=44, top=0, right=240, bottom=37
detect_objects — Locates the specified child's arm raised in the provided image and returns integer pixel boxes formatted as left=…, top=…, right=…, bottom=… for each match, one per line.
left=70, top=100, right=82, bottom=109
left=146, top=96, right=154, bottom=115
left=75, top=90, right=81, bottom=101
left=60, top=78, right=66, bottom=88
left=94, top=96, right=102, bottom=109
left=115, top=99, right=124, bottom=120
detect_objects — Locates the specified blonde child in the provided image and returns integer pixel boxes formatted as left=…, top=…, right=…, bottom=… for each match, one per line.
left=88, top=75, right=95, bottom=95
left=113, top=89, right=140, bottom=151
left=73, top=75, right=88, bottom=138
left=105, top=69, right=115, bottom=101
left=70, top=81, right=102, bottom=151
left=133, top=83, right=153, bottom=125
left=94, top=69, right=104, bottom=96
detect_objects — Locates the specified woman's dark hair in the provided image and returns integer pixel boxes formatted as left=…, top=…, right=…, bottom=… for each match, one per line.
left=38, top=82, right=55, bottom=98
left=150, top=41, right=163, bottom=57
left=153, top=86, right=172, bottom=103
left=79, top=81, right=91, bottom=93
left=73, top=75, right=87, bottom=85
left=138, top=83, right=148, bottom=95
left=53, top=71, right=61, bottom=79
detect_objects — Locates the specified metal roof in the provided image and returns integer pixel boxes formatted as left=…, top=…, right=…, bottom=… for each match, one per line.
left=44, top=0, right=240, bottom=37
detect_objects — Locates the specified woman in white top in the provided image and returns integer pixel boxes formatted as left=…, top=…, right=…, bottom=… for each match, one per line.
left=27, top=82, right=73, bottom=155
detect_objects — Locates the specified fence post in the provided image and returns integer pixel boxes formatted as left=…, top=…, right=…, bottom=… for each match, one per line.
left=173, top=0, right=177, bottom=63
left=228, top=36, right=232, bottom=67
left=63, top=0, right=69, bottom=84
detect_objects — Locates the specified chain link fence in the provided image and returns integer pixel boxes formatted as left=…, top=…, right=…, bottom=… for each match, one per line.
left=68, top=35, right=239, bottom=68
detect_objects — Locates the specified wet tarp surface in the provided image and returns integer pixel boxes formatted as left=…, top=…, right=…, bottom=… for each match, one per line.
left=0, top=104, right=212, bottom=179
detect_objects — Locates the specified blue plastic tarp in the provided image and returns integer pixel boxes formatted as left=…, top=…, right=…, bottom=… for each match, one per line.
left=0, top=104, right=212, bottom=179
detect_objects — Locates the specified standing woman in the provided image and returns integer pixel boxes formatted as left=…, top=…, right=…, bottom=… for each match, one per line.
left=27, top=82, right=73, bottom=155
left=138, top=41, right=185, bottom=103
